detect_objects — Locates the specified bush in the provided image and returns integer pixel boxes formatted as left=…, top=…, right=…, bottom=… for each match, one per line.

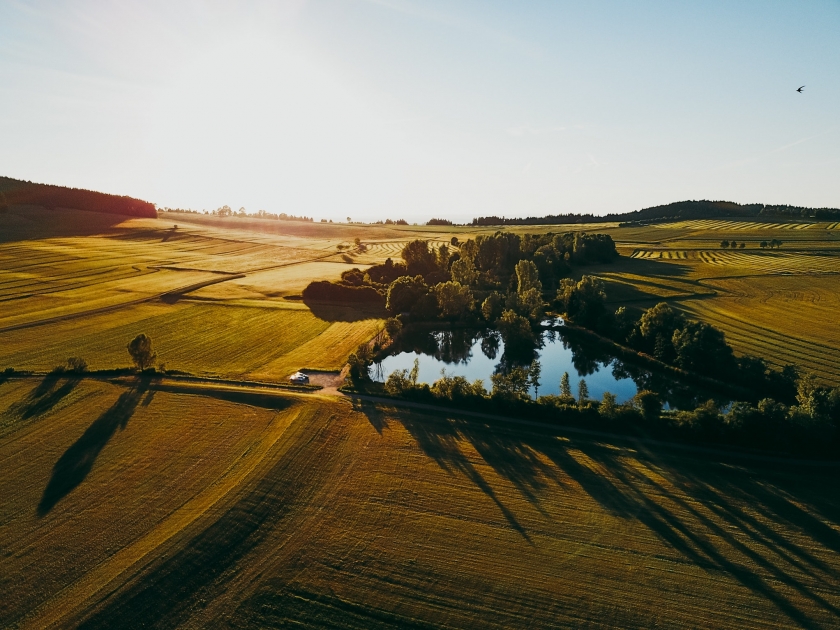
left=66, top=357, right=88, bottom=374
left=303, top=281, right=384, bottom=304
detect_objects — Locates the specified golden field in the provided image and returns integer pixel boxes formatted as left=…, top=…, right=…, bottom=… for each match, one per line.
left=3, top=206, right=840, bottom=628
left=1, top=379, right=839, bottom=628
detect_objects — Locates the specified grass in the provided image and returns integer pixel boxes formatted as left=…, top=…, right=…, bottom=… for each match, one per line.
left=3, top=382, right=840, bottom=628
left=567, top=219, right=840, bottom=385
left=4, top=207, right=840, bottom=627
left=0, top=208, right=385, bottom=381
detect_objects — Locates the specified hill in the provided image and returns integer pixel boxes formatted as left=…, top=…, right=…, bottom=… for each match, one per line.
left=470, top=200, right=840, bottom=227
left=0, top=176, right=157, bottom=218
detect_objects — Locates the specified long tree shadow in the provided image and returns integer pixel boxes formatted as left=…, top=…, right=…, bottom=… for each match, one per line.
left=77, top=401, right=337, bottom=630
left=364, top=402, right=531, bottom=542
left=11, top=371, right=83, bottom=421
left=364, top=401, right=840, bottom=627
left=37, top=380, right=148, bottom=517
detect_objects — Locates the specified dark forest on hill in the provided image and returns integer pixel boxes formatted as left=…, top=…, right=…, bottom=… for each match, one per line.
left=469, top=200, right=840, bottom=226
left=0, top=176, right=157, bottom=218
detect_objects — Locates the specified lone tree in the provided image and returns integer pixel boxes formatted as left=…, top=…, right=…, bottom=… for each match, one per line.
left=720, top=240, right=730, bottom=249
left=127, top=334, right=157, bottom=371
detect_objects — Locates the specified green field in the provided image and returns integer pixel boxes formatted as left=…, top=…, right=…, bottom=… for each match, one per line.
left=2, top=379, right=839, bottom=628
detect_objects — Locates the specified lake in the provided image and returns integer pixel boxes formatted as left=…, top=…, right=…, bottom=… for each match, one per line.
left=374, top=324, right=728, bottom=410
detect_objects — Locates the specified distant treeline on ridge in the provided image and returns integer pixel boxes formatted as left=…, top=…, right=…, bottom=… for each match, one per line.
left=0, top=176, right=157, bottom=218
left=469, top=200, right=840, bottom=227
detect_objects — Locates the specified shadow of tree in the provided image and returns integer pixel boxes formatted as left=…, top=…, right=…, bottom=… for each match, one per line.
left=358, top=401, right=840, bottom=627
left=37, top=380, right=148, bottom=516
left=366, top=402, right=532, bottom=542
left=10, top=372, right=83, bottom=421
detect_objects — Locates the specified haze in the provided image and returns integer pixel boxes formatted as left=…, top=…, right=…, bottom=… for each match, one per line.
left=1, top=0, right=838, bottom=222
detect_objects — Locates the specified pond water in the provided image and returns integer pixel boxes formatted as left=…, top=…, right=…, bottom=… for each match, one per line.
left=374, top=324, right=728, bottom=410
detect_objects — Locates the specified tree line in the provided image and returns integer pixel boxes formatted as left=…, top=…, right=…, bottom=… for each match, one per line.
left=0, top=176, right=156, bottom=218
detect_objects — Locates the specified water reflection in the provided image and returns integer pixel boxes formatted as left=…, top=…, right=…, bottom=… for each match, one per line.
left=376, top=326, right=729, bottom=410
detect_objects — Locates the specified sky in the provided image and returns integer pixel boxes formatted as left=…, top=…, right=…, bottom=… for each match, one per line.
left=0, top=0, right=838, bottom=222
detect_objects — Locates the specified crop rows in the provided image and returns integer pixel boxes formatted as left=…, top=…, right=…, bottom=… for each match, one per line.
left=631, top=249, right=840, bottom=274
left=654, top=220, right=837, bottom=231
left=42, top=396, right=840, bottom=629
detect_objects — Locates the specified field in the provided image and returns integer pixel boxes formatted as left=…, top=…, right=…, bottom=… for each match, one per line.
left=575, top=219, right=840, bottom=385
left=4, top=206, right=840, bottom=628
left=2, top=378, right=840, bottom=629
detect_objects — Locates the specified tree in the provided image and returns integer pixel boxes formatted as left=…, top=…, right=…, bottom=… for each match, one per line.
left=671, top=321, right=735, bottom=375
left=386, top=275, right=428, bottom=314
left=0, top=191, right=8, bottom=214
left=409, top=357, right=420, bottom=385
left=633, top=390, right=662, bottom=421
left=127, top=334, right=157, bottom=370
left=577, top=379, right=589, bottom=406
left=528, top=359, right=541, bottom=398
left=384, top=317, right=402, bottom=340
left=599, top=392, right=618, bottom=418
left=348, top=343, right=374, bottom=386
left=556, top=276, right=608, bottom=331
left=66, top=357, right=88, bottom=374
left=481, top=292, right=504, bottom=322
left=433, top=281, right=474, bottom=319
left=739, top=242, right=746, bottom=249
left=490, top=367, right=530, bottom=402
left=450, top=256, right=479, bottom=286
left=760, top=240, right=768, bottom=249
left=636, top=303, right=685, bottom=361
left=560, top=371, right=573, bottom=400
left=515, top=259, right=542, bottom=295
left=401, top=240, right=437, bottom=276
left=496, top=309, right=534, bottom=348
left=720, top=240, right=730, bottom=249
left=450, top=236, right=459, bottom=246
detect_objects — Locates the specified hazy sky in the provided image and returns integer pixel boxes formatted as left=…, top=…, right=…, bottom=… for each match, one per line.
left=1, top=1, right=837, bottom=222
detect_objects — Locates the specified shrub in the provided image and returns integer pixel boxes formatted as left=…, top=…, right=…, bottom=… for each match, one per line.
left=302, top=281, right=384, bottom=304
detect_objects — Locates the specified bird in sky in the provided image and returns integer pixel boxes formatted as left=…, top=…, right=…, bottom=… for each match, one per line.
left=797, top=85, right=805, bottom=93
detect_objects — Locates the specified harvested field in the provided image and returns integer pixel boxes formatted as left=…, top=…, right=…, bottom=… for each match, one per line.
left=4, top=384, right=839, bottom=629
left=0, top=301, right=382, bottom=379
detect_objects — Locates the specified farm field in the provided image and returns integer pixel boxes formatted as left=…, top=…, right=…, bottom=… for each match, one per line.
left=2, top=378, right=840, bottom=629
left=4, top=206, right=840, bottom=628
left=574, top=219, right=840, bottom=385
left=0, top=207, right=390, bottom=380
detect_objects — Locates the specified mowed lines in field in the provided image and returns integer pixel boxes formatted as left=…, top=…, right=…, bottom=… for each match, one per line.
left=0, top=302, right=346, bottom=377
left=653, top=220, right=839, bottom=231
left=631, top=249, right=840, bottom=275
left=60, top=398, right=840, bottom=629
left=679, top=287, right=840, bottom=385
left=0, top=379, right=294, bottom=629
left=361, top=239, right=456, bottom=263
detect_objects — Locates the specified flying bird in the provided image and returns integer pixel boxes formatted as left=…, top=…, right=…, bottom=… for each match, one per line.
left=797, top=85, right=805, bottom=93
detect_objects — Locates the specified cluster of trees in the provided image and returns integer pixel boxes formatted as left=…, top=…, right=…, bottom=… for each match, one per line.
left=359, top=351, right=840, bottom=454
left=760, top=239, right=783, bottom=249
left=720, top=239, right=783, bottom=249
left=469, top=200, right=836, bottom=228
left=555, top=280, right=799, bottom=402
left=372, top=218, right=409, bottom=225
left=303, top=232, right=618, bottom=341
left=720, top=240, right=746, bottom=249
left=760, top=205, right=840, bottom=220
left=427, top=218, right=453, bottom=226
left=0, top=176, right=157, bottom=218
left=211, top=205, right=315, bottom=222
